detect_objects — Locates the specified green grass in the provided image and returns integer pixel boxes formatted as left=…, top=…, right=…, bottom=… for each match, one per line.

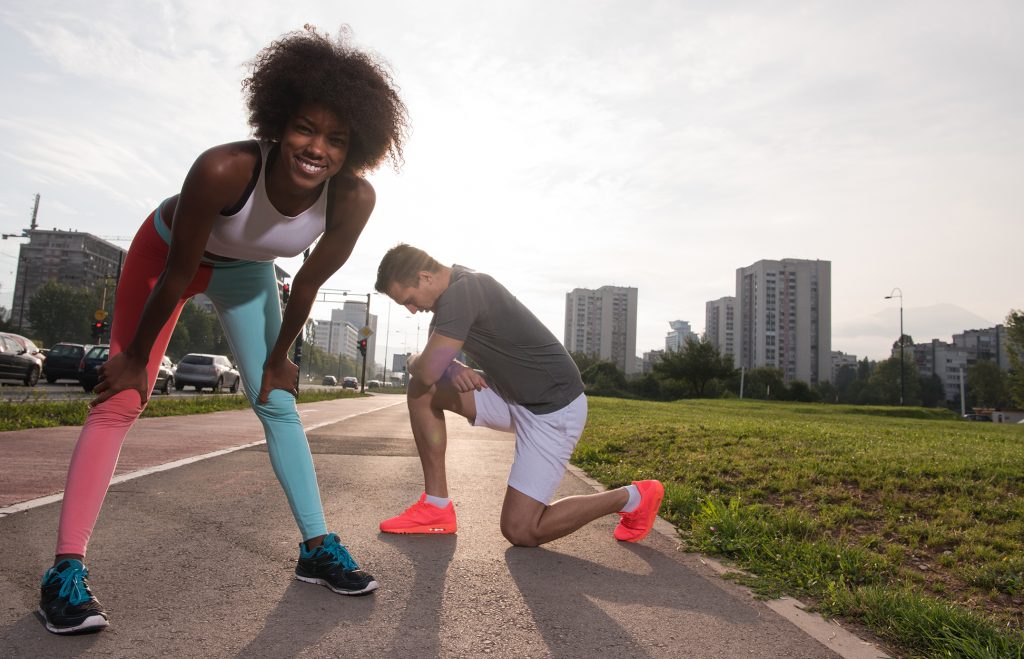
left=573, top=397, right=1024, bottom=658
left=0, top=388, right=364, bottom=431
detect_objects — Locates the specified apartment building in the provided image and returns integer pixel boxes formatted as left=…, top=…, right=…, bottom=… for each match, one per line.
left=911, top=324, right=1010, bottom=402
left=705, top=296, right=737, bottom=367
left=313, top=301, right=377, bottom=364
left=912, top=340, right=970, bottom=402
left=10, top=228, right=126, bottom=331
left=564, top=285, right=639, bottom=375
left=736, top=259, right=831, bottom=385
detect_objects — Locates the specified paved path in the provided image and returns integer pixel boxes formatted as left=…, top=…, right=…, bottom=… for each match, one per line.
left=0, top=397, right=886, bottom=657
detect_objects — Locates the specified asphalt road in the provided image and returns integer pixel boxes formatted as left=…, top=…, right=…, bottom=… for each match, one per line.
left=0, top=396, right=886, bottom=658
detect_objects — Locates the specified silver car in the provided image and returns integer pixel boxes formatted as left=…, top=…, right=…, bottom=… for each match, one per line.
left=174, top=353, right=241, bottom=393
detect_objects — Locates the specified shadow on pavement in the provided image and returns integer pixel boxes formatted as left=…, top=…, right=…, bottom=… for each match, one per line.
left=233, top=578, right=377, bottom=658
left=505, top=542, right=762, bottom=657
left=375, top=533, right=457, bottom=657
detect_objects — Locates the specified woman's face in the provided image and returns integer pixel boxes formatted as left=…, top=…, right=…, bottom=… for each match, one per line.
left=277, top=102, right=350, bottom=191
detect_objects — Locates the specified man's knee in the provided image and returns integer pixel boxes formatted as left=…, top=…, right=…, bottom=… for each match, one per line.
left=500, top=519, right=541, bottom=547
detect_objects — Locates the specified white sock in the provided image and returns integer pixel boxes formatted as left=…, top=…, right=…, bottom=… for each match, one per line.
left=620, top=484, right=641, bottom=513
left=424, top=494, right=451, bottom=509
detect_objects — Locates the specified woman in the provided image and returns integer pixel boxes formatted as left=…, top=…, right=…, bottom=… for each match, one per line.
left=38, top=26, right=408, bottom=634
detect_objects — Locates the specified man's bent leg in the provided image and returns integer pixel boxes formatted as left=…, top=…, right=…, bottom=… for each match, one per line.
left=500, top=486, right=630, bottom=547
left=406, top=374, right=476, bottom=498
left=380, top=373, right=477, bottom=534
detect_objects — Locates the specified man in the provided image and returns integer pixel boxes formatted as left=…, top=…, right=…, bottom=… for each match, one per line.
left=374, top=243, right=663, bottom=547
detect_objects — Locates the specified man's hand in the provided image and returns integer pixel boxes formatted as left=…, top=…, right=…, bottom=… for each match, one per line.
left=91, top=352, right=150, bottom=407
left=445, top=362, right=488, bottom=393
left=259, top=356, right=299, bottom=404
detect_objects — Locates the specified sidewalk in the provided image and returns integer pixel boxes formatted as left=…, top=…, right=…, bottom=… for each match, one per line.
left=0, top=398, right=886, bottom=657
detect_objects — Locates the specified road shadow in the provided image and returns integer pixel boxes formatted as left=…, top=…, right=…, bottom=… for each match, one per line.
left=0, top=611, right=105, bottom=656
left=232, top=578, right=377, bottom=659
left=375, top=533, right=457, bottom=657
left=504, top=542, right=762, bottom=657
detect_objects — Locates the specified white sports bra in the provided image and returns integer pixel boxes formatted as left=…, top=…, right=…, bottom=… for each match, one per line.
left=203, top=141, right=330, bottom=261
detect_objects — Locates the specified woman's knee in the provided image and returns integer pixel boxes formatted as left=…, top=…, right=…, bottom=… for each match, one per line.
left=87, top=391, right=145, bottom=424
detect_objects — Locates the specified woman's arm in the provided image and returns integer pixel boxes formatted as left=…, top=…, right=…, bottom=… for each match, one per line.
left=91, top=142, right=256, bottom=406
left=257, top=175, right=376, bottom=403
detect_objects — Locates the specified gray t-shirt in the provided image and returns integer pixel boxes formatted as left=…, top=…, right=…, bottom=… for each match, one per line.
left=430, top=265, right=584, bottom=414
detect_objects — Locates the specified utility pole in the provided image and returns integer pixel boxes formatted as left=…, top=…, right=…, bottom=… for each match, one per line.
left=3, top=194, right=41, bottom=331
left=885, top=288, right=904, bottom=405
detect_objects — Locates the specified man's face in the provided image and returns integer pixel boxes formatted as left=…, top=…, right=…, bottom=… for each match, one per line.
left=388, top=273, right=439, bottom=314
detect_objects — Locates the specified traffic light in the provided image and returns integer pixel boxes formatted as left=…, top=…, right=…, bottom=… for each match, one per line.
left=281, top=283, right=290, bottom=305
left=358, top=338, right=367, bottom=357
left=91, top=320, right=104, bottom=340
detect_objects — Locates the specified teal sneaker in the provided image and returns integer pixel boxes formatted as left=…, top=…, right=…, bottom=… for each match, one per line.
left=39, top=559, right=109, bottom=634
left=295, top=533, right=378, bottom=595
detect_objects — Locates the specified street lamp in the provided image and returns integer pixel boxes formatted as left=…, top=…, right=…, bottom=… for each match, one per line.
left=884, top=288, right=904, bottom=406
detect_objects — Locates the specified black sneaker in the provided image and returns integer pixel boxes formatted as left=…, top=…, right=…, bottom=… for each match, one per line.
left=295, top=533, right=378, bottom=595
left=38, top=559, right=109, bottom=634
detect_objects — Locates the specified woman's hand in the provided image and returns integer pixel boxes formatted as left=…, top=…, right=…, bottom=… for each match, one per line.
left=91, top=352, right=151, bottom=407
left=259, top=356, right=299, bottom=404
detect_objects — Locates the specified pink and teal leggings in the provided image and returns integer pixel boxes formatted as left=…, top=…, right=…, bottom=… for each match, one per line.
left=55, top=210, right=327, bottom=555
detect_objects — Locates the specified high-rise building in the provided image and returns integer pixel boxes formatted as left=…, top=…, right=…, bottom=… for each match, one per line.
left=705, top=297, right=736, bottom=366
left=564, top=285, right=639, bottom=375
left=736, top=259, right=831, bottom=385
left=665, top=320, right=697, bottom=352
left=312, top=301, right=377, bottom=366
left=10, top=229, right=126, bottom=332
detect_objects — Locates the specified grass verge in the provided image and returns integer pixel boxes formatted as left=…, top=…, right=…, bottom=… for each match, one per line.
left=0, top=389, right=364, bottom=431
left=573, top=397, right=1024, bottom=658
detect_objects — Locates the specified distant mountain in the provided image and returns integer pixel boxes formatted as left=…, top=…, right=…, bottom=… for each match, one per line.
left=834, top=303, right=998, bottom=361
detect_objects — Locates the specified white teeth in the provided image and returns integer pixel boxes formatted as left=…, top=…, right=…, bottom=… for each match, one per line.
left=297, top=159, right=326, bottom=175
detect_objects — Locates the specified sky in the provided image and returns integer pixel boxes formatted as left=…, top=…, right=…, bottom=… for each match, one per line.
left=1, top=1, right=1021, bottom=369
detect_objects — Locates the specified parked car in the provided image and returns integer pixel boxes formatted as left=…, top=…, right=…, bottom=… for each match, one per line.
left=174, top=353, right=241, bottom=393
left=0, top=332, right=43, bottom=386
left=342, top=376, right=359, bottom=390
left=154, top=355, right=176, bottom=395
left=78, top=344, right=110, bottom=392
left=963, top=413, right=993, bottom=422
left=43, top=342, right=88, bottom=383
left=321, top=375, right=338, bottom=386
left=1, top=331, right=45, bottom=368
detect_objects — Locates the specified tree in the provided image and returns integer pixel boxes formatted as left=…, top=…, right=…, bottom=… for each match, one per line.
left=966, top=360, right=1008, bottom=409
left=918, top=373, right=946, bottom=408
left=742, top=366, right=785, bottom=400
left=653, top=337, right=735, bottom=397
left=1007, top=310, right=1024, bottom=408
left=26, top=280, right=99, bottom=347
left=581, top=360, right=627, bottom=392
left=868, top=355, right=921, bottom=406
left=784, top=379, right=820, bottom=402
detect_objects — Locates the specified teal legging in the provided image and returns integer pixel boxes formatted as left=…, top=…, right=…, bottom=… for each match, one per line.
left=56, top=212, right=327, bottom=554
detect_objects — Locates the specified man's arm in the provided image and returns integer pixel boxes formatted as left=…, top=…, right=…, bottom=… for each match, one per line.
left=408, top=332, right=487, bottom=392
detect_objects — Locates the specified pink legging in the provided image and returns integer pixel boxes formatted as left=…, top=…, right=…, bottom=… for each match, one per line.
left=55, top=211, right=327, bottom=555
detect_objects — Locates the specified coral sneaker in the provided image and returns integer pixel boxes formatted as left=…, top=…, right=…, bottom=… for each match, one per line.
left=380, top=493, right=457, bottom=534
left=614, top=480, right=665, bottom=542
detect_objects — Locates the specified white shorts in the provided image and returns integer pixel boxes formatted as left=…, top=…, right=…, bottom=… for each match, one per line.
left=471, top=388, right=588, bottom=504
